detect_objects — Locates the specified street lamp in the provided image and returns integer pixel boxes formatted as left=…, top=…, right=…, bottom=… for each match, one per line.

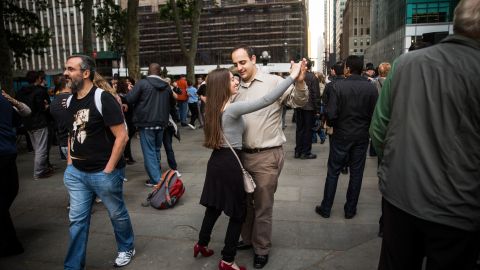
left=259, top=51, right=271, bottom=66
left=284, top=42, right=288, bottom=62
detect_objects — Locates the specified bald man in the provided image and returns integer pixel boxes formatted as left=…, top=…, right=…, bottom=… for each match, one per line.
left=125, top=63, right=175, bottom=186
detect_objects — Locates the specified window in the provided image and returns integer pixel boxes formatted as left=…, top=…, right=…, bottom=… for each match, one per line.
left=354, top=18, right=357, bottom=25
left=361, top=28, right=364, bottom=35
left=367, top=39, right=370, bottom=46
left=361, top=17, right=364, bottom=25
left=360, top=40, right=363, bottom=46
left=354, top=49, right=358, bottom=53
left=366, top=28, right=370, bottom=35
left=354, top=39, right=357, bottom=46
left=360, top=49, right=363, bottom=52
left=406, top=1, right=453, bottom=24
left=354, top=28, right=357, bottom=35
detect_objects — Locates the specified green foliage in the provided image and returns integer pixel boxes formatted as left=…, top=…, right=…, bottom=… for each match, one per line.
left=2, top=0, right=51, bottom=63
left=159, top=0, right=196, bottom=22
left=93, top=0, right=127, bottom=55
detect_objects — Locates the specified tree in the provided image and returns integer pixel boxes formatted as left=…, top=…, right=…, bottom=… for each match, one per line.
left=75, top=0, right=94, bottom=56
left=77, top=0, right=139, bottom=80
left=126, top=0, right=140, bottom=81
left=159, top=0, right=203, bottom=83
left=94, top=0, right=127, bottom=76
left=0, top=0, right=50, bottom=93
left=94, top=0, right=126, bottom=52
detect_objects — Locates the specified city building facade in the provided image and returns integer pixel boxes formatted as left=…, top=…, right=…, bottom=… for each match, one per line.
left=6, top=0, right=118, bottom=78
left=340, top=0, right=372, bottom=60
left=136, top=0, right=308, bottom=72
left=335, top=0, right=347, bottom=62
left=365, top=0, right=459, bottom=65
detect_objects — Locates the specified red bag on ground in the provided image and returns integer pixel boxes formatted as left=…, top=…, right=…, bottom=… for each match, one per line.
left=142, top=169, right=185, bottom=209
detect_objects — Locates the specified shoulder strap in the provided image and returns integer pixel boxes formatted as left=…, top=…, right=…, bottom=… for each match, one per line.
left=163, top=169, right=177, bottom=205
left=66, top=95, right=73, bottom=108
left=65, top=88, right=103, bottom=115
left=222, top=134, right=245, bottom=170
left=94, top=88, right=104, bottom=116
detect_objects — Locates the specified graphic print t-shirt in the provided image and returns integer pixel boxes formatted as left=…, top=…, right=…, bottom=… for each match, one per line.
left=68, top=87, right=126, bottom=172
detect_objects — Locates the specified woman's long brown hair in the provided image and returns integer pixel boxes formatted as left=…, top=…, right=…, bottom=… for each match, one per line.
left=203, top=68, right=231, bottom=149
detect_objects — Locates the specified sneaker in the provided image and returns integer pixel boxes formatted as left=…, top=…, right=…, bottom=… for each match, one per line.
left=175, top=170, right=182, bottom=177
left=187, top=123, right=196, bottom=130
left=123, top=177, right=128, bottom=182
left=114, top=249, right=135, bottom=267
left=145, top=180, right=154, bottom=187
left=95, top=197, right=102, bottom=203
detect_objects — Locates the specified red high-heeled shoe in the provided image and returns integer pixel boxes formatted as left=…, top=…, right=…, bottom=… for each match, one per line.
left=193, top=243, right=214, bottom=258
left=218, top=260, right=246, bottom=270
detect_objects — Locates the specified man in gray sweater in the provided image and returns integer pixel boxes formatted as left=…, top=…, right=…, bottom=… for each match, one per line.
left=370, top=0, right=480, bottom=269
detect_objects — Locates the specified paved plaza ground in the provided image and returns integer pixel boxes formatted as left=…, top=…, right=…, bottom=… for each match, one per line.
left=0, top=111, right=382, bottom=270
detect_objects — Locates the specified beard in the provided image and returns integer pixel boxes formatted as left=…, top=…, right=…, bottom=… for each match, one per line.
left=67, top=77, right=84, bottom=94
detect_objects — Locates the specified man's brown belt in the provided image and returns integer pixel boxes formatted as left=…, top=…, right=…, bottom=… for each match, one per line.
left=242, top=146, right=281, bottom=154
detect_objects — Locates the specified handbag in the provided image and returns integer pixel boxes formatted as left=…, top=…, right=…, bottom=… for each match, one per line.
left=222, top=134, right=256, bottom=193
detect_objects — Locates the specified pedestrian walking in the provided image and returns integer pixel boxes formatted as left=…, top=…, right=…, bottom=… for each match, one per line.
left=63, top=55, right=135, bottom=269
left=187, top=80, right=199, bottom=129
left=124, top=63, right=176, bottom=186
left=15, top=70, right=54, bottom=180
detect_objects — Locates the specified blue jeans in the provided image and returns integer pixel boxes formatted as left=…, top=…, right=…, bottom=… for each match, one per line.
left=163, top=127, right=177, bottom=170
left=63, top=165, right=134, bottom=270
left=139, top=128, right=164, bottom=184
left=178, top=101, right=188, bottom=125
left=319, top=137, right=369, bottom=216
left=312, top=128, right=327, bottom=143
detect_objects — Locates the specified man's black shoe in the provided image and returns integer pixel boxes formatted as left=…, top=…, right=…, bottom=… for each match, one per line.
left=345, top=212, right=356, bottom=219
left=254, top=254, right=268, bottom=269
left=320, top=138, right=326, bottom=144
left=300, top=153, right=317, bottom=159
left=236, top=240, right=252, bottom=250
left=294, top=152, right=300, bottom=159
left=315, top=205, right=330, bottom=218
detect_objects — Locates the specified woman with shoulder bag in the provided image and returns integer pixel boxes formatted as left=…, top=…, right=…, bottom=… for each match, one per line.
left=193, top=60, right=306, bottom=270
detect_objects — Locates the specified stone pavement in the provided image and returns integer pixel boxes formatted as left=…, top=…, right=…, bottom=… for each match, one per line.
left=0, top=111, right=382, bottom=270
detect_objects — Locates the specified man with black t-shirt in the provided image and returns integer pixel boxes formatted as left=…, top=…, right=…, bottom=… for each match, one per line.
left=63, top=55, right=135, bottom=269
left=49, top=77, right=71, bottom=159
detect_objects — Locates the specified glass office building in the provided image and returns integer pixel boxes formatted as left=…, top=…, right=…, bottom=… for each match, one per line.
left=365, top=0, right=459, bottom=65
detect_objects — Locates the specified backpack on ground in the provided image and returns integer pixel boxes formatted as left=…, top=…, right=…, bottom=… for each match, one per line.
left=142, top=169, right=185, bottom=209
